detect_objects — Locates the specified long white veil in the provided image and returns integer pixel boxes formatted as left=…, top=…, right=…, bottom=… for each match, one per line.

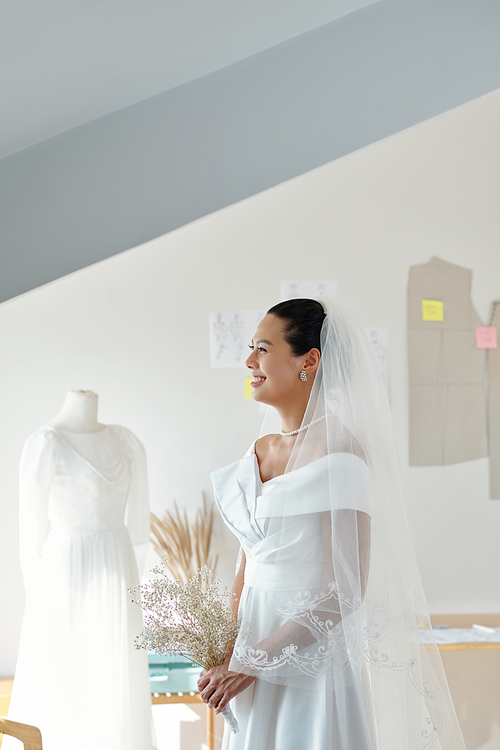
left=229, top=296, right=465, bottom=750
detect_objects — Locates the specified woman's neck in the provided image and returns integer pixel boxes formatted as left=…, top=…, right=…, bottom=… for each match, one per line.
left=275, top=403, right=308, bottom=437
left=50, top=390, right=105, bottom=433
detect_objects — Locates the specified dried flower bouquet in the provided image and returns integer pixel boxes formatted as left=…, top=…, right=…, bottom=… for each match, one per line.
left=131, top=563, right=241, bottom=733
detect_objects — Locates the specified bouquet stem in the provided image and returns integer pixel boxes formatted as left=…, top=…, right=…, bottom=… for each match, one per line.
left=220, top=705, right=239, bottom=733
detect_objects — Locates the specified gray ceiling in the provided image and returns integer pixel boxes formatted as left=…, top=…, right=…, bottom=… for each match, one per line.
left=2, top=0, right=500, bottom=304
left=0, top=0, right=379, bottom=159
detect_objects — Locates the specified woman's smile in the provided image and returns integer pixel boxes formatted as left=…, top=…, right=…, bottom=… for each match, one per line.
left=251, top=375, right=267, bottom=387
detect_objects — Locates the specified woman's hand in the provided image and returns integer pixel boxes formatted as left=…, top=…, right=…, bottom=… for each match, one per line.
left=197, top=661, right=255, bottom=714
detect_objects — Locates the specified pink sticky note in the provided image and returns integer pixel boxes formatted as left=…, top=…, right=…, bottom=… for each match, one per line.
left=476, top=327, right=498, bottom=349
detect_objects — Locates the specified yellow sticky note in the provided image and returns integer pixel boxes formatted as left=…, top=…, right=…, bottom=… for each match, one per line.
left=422, top=300, right=444, bottom=322
left=244, top=378, right=253, bottom=399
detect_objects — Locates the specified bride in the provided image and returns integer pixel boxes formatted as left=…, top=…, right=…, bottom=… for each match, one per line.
left=198, top=297, right=465, bottom=750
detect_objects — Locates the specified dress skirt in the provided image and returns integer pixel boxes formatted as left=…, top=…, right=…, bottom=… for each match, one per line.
left=5, top=525, right=152, bottom=750
left=221, top=584, right=375, bottom=750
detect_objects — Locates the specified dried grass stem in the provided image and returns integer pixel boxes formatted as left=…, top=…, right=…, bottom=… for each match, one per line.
left=150, top=493, right=219, bottom=582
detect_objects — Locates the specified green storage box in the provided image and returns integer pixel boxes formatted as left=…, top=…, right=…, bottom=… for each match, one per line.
left=148, top=653, right=201, bottom=695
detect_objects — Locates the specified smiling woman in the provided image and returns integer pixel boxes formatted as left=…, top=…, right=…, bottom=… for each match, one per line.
left=199, top=295, right=466, bottom=750
left=2, top=79, right=500, bottom=750
left=245, top=301, right=324, bottom=480
left=247, top=300, right=323, bottom=415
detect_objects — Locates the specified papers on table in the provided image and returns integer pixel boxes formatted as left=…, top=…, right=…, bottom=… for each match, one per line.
left=418, top=628, right=500, bottom=645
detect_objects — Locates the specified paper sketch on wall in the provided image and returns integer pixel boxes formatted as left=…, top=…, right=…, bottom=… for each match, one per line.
left=280, top=280, right=337, bottom=301
left=407, top=256, right=488, bottom=466
left=210, top=310, right=266, bottom=368
left=363, top=327, right=389, bottom=393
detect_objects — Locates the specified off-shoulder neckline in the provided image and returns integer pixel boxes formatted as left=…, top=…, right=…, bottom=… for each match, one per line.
left=248, top=440, right=368, bottom=486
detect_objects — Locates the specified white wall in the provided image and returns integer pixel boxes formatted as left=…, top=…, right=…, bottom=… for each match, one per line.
left=1, top=88, right=500, bottom=675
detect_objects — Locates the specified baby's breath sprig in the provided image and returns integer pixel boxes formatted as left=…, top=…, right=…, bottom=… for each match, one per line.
left=130, top=563, right=241, bottom=733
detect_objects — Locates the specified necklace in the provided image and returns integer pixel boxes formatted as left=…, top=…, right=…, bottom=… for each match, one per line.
left=280, top=414, right=327, bottom=437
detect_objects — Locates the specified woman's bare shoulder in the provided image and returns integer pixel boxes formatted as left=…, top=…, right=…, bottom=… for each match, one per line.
left=255, top=433, right=272, bottom=455
left=325, top=415, right=367, bottom=464
left=254, top=433, right=280, bottom=461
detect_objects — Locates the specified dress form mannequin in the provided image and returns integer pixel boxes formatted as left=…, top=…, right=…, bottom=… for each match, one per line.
left=5, top=393, right=154, bottom=750
left=50, top=389, right=105, bottom=433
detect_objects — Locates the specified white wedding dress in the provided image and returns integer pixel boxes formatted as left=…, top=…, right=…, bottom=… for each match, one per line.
left=6, top=425, right=153, bottom=750
left=211, top=444, right=375, bottom=750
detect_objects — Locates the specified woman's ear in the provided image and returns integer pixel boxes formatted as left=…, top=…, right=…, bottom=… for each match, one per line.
left=303, top=348, right=321, bottom=376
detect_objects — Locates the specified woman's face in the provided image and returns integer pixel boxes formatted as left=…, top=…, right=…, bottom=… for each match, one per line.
left=245, top=314, right=306, bottom=407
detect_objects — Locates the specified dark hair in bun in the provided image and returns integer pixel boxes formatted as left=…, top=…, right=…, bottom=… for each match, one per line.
left=267, top=299, right=326, bottom=356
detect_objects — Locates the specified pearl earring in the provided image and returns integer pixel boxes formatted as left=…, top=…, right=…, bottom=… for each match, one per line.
left=299, top=370, right=308, bottom=382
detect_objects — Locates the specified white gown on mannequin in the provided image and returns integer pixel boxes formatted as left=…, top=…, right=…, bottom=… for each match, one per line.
left=211, top=443, right=374, bottom=750
left=6, top=425, right=153, bottom=750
